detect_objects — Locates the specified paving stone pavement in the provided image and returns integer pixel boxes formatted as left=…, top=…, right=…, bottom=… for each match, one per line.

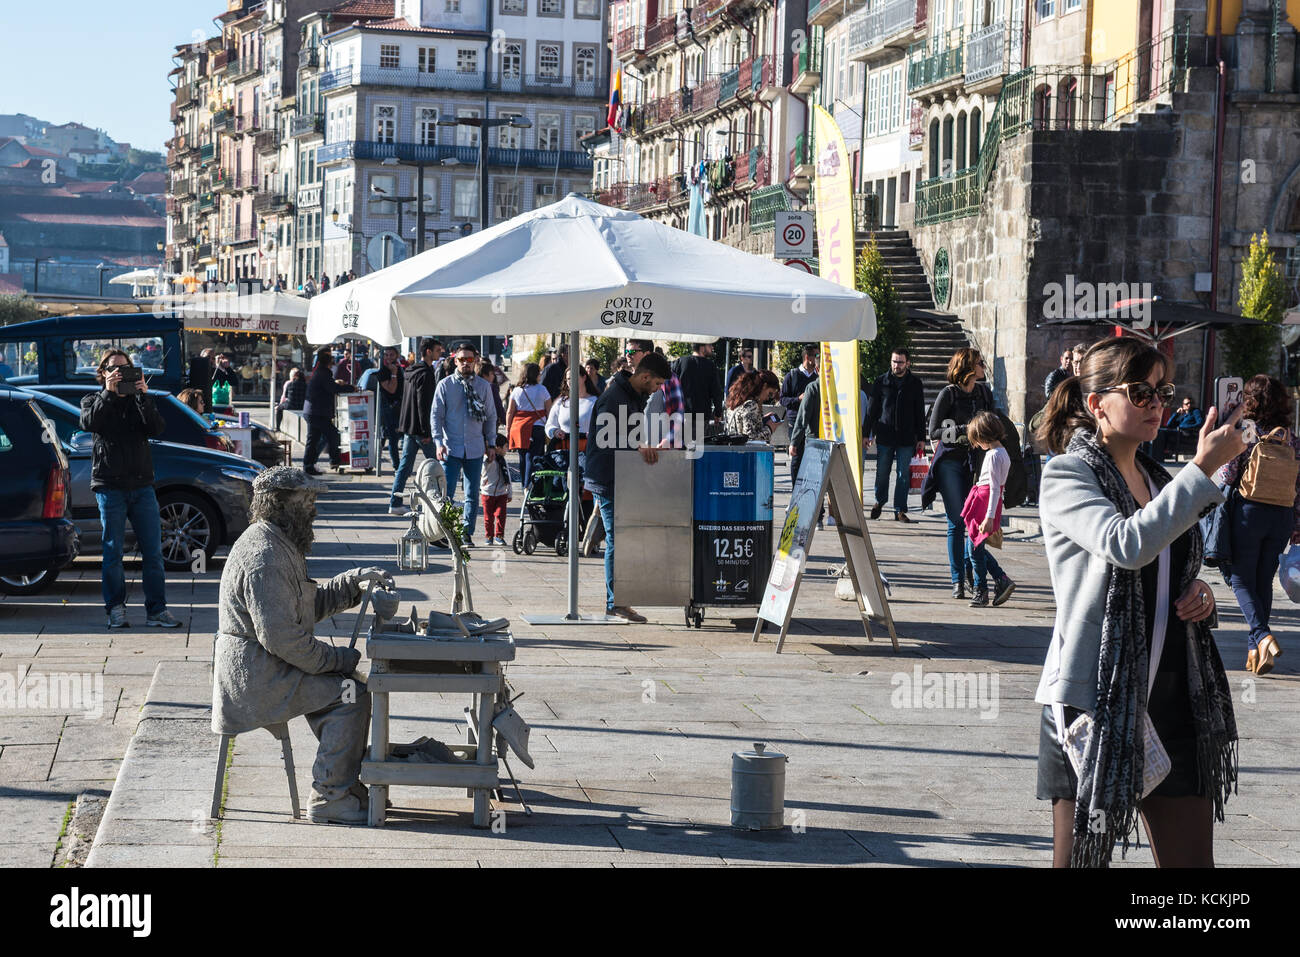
left=5, top=454, right=1299, bottom=868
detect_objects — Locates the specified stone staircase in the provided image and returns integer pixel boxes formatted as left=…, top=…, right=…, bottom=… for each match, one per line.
left=864, top=228, right=971, bottom=407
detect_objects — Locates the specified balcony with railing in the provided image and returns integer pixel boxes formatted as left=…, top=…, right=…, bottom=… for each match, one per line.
left=174, top=81, right=195, bottom=107
left=848, top=0, right=922, bottom=61
left=964, top=17, right=1024, bottom=87
left=166, top=148, right=178, bottom=168
left=290, top=112, right=324, bottom=138
left=315, top=139, right=592, bottom=171
left=321, top=64, right=487, bottom=93
left=174, top=176, right=196, bottom=198
left=196, top=242, right=216, bottom=262
left=488, top=72, right=609, bottom=98
left=791, top=30, right=823, bottom=95
left=235, top=170, right=258, bottom=190
left=253, top=129, right=279, bottom=153
left=908, top=29, right=964, bottom=94
left=253, top=191, right=293, bottom=213
left=810, top=0, right=867, bottom=29
left=212, top=167, right=233, bottom=189
left=199, top=143, right=216, bottom=164
left=234, top=113, right=260, bottom=134
left=212, top=109, right=232, bottom=133
left=645, top=15, right=676, bottom=53
left=230, top=56, right=261, bottom=80
left=614, top=25, right=646, bottom=59
left=301, top=47, right=320, bottom=69
left=909, top=102, right=925, bottom=149
left=198, top=192, right=217, bottom=211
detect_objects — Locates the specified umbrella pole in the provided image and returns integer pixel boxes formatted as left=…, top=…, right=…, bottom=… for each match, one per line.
left=568, top=329, right=580, bottom=620
left=269, top=335, right=278, bottom=430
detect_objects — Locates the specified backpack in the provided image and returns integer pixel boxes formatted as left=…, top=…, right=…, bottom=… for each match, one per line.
left=992, top=411, right=1028, bottom=509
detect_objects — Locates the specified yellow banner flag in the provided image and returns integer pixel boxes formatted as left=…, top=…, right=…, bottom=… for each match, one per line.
left=811, top=105, right=863, bottom=500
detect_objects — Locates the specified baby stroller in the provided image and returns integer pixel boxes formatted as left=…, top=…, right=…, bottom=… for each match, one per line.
left=512, top=448, right=591, bottom=557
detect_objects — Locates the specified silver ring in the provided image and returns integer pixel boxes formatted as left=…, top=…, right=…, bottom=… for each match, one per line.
left=1201, top=592, right=1208, bottom=605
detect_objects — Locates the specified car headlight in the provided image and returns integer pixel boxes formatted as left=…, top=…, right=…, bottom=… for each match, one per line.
left=219, top=468, right=258, bottom=483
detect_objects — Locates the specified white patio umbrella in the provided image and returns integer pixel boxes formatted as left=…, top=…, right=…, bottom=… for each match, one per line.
left=306, top=193, right=876, bottom=622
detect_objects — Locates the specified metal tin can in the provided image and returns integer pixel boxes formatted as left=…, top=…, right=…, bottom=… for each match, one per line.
left=731, top=742, right=788, bottom=830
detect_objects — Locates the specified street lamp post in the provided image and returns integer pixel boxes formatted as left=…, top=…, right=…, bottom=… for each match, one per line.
left=96, top=263, right=110, bottom=298
left=33, top=257, right=47, bottom=294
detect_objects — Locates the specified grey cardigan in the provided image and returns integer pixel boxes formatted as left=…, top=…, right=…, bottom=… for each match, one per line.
left=1034, top=453, right=1224, bottom=712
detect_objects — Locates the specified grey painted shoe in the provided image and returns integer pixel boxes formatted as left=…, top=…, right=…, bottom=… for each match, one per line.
left=107, top=605, right=129, bottom=629
left=307, top=791, right=367, bottom=825
left=146, top=609, right=183, bottom=628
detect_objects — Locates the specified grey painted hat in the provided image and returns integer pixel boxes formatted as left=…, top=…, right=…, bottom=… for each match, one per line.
left=252, top=466, right=327, bottom=496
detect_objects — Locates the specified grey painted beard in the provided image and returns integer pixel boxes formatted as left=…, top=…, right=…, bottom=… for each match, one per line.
left=251, top=495, right=316, bottom=554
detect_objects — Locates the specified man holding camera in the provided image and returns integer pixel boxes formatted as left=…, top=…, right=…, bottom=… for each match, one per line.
left=79, top=350, right=182, bottom=629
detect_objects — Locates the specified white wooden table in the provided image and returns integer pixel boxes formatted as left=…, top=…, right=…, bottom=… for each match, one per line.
left=361, top=631, right=515, bottom=827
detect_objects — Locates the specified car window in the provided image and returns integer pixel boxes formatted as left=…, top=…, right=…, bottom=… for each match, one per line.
left=30, top=396, right=81, bottom=446
left=1, top=340, right=40, bottom=378
left=0, top=423, right=11, bottom=452
left=66, top=336, right=166, bottom=384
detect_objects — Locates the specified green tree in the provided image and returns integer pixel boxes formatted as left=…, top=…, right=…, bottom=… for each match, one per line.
left=772, top=341, right=810, bottom=375
left=583, top=336, right=620, bottom=375
left=0, top=295, right=40, bottom=326
left=666, top=340, right=693, bottom=359
left=1227, top=231, right=1287, bottom=379
left=855, top=237, right=910, bottom=382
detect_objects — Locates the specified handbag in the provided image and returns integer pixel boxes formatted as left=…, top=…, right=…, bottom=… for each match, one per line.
left=1239, top=427, right=1299, bottom=507
left=908, top=454, right=930, bottom=491
left=1057, top=473, right=1172, bottom=798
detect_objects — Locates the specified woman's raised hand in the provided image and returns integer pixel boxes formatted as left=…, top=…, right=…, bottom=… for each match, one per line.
left=1192, top=403, right=1248, bottom=478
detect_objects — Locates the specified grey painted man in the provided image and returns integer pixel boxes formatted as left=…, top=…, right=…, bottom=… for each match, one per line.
left=211, top=466, right=393, bottom=824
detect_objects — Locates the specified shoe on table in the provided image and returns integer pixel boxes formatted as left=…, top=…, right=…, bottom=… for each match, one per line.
left=307, top=790, right=367, bottom=825
left=146, top=609, right=183, bottom=629
left=895, top=512, right=911, bottom=523
left=992, top=576, right=1017, bottom=607
left=869, top=503, right=883, bottom=520
left=610, top=605, right=647, bottom=623
left=107, top=605, right=130, bottom=629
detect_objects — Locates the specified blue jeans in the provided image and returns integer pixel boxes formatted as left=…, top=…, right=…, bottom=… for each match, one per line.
left=390, top=434, right=436, bottom=505
left=593, top=492, right=615, bottom=610
left=933, top=452, right=1005, bottom=585
left=95, top=486, right=167, bottom=616
left=1227, top=501, right=1291, bottom=650
left=379, top=403, right=401, bottom=470
left=874, top=444, right=913, bottom=513
left=443, top=454, right=485, bottom=534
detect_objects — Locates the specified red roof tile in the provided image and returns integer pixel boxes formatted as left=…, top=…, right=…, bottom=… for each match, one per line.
left=331, top=0, right=394, bottom=15
left=64, top=181, right=119, bottom=194
left=362, top=17, right=483, bottom=34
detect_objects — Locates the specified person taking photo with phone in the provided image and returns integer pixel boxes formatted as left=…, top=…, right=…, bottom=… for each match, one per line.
left=79, top=350, right=182, bottom=630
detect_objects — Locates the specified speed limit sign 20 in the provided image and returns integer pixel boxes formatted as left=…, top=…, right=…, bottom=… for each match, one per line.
left=774, top=211, right=813, bottom=257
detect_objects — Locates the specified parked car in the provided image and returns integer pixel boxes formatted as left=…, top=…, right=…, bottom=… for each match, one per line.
left=22, top=390, right=261, bottom=570
left=208, top=411, right=286, bottom=468
left=0, top=387, right=79, bottom=594
left=21, top=384, right=239, bottom=456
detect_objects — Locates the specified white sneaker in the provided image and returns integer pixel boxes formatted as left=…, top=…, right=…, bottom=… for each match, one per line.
left=388, top=503, right=409, bottom=516
left=106, top=605, right=129, bottom=629
left=146, top=609, right=183, bottom=629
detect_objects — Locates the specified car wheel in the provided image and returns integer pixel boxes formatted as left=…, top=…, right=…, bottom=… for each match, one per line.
left=0, top=567, right=60, bottom=596
left=158, top=490, right=220, bottom=571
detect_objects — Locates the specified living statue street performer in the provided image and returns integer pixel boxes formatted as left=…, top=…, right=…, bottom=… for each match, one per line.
left=211, top=466, right=393, bottom=824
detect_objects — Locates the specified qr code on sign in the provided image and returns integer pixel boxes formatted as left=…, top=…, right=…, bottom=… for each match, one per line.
left=723, top=471, right=740, bottom=489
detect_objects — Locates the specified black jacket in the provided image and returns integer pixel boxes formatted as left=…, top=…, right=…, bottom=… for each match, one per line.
left=281, top=376, right=307, bottom=410
left=780, top=366, right=817, bottom=421
left=672, top=353, right=723, bottom=418
left=927, top=381, right=996, bottom=445
left=79, top=389, right=166, bottom=491
left=397, top=360, right=438, bottom=438
left=583, top=370, right=648, bottom=496
left=863, top=370, right=926, bottom=446
left=541, top=358, right=568, bottom=399
left=303, top=363, right=351, bottom=420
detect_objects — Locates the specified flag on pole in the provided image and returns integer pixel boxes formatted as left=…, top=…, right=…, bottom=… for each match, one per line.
left=608, top=69, right=623, bottom=131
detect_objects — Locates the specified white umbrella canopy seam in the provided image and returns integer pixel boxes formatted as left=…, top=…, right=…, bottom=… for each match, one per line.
left=306, top=193, right=877, bottom=623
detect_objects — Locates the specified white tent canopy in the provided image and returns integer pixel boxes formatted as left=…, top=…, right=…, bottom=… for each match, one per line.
left=108, top=268, right=162, bottom=287
left=303, top=193, right=877, bottom=624
left=306, top=193, right=875, bottom=345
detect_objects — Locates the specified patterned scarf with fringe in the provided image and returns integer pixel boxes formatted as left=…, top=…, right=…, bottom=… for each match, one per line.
left=1066, top=428, right=1238, bottom=868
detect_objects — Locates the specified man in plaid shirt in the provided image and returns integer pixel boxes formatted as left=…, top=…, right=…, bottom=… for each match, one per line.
left=628, top=340, right=688, bottom=448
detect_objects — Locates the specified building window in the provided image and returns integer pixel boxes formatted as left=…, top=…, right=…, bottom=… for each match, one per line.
left=369, top=173, right=396, bottom=214
left=576, top=47, right=595, bottom=83
left=374, top=104, right=396, bottom=144
left=502, top=42, right=522, bottom=79
left=457, top=48, right=478, bottom=73
left=890, top=65, right=902, bottom=132
left=538, top=43, right=561, bottom=79
left=456, top=108, right=481, bottom=146
left=573, top=114, right=595, bottom=148
left=421, top=181, right=439, bottom=214
left=576, top=0, right=597, bottom=16
left=1036, top=0, right=1054, bottom=20
left=1064, top=0, right=1081, bottom=8
left=494, top=178, right=520, bottom=219
left=502, top=0, right=525, bottom=12
left=418, top=47, right=437, bottom=73
left=498, top=111, right=524, bottom=149
left=418, top=107, right=439, bottom=146
left=379, top=44, right=400, bottom=69
left=539, top=0, right=561, bottom=14
left=535, top=181, right=557, bottom=207
left=446, top=0, right=461, bottom=11
left=454, top=178, right=478, bottom=218
left=537, top=113, right=560, bottom=150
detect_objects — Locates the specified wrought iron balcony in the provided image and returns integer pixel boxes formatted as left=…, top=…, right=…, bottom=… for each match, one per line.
left=964, top=18, right=1024, bottom=86
left=614, top=25, right=645, bottom=58
left=791, top=30, right=823, bottom=95
left=174, top=82, right=196, bottom=107
left=199, top=143, right=216, bottom=164
left=212, top=109, right=232, bottom=132
left=645, top=15, right=676, bottom=53
left=253, top=192, right=292, bottom=213
left=315, top=139, right=592, bottom=171
left=487, top=72, right=609, bottom=98
left=290, top=112, right=324, bottom=138
left=914, top=167, right=978, bottom=225
left=253, top=129, right=279, bottom=153
left=234, top=113, right=261, bottom=134
left=848, top=0, right=921, bottom=61
left=810, top=0, right=867, bottom=29
left=213, top=167, right=233, bottom=188
left=230, top=56, right=261, bottom=80
left=908, top=29, right=964, bottom=93
left=321, top=64, right=487, bottom=93
left=198, top=192, right=217, bottom=211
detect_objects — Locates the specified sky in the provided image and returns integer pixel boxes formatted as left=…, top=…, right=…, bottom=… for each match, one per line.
left=0, top=1, right=226, bottom=154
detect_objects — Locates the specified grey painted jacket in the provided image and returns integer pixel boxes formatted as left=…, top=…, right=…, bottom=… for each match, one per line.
left=1034, top=452, right=1224, bottom=712
left=211, top=522, right=363, bottom=735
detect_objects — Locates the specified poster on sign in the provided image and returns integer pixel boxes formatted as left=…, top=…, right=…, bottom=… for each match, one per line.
left=344, top=392, right=373, bottom=471
left=754, top=439, right=897, bottom=654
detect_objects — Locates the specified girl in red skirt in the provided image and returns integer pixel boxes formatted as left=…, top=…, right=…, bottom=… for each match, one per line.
left=961, top=412, right=1009, bottom=607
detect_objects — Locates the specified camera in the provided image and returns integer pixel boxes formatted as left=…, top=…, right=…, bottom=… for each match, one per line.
left=113, top=365, right=142, bottom=395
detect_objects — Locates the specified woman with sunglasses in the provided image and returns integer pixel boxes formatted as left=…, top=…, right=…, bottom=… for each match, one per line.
left=924, top=348, right=1016, bottom=602
left=1220, top=374, right=1300, bottom=675
left=1035, top=337, right=1245, bottom=867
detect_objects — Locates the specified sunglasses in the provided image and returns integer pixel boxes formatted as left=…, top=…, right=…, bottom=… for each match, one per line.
left=1096, top=381, right=1177, bottom=409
